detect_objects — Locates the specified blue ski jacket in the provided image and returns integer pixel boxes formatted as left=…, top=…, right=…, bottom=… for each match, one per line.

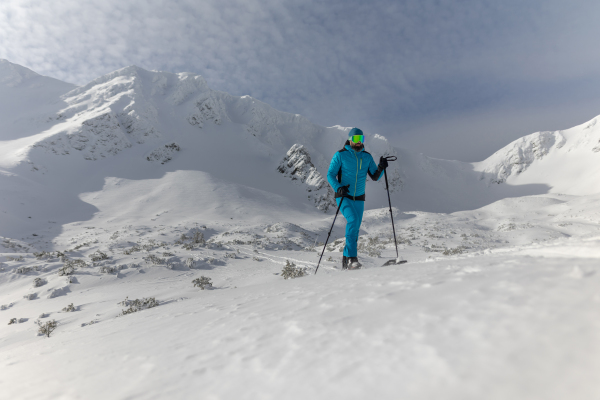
left=327, top=142, right=383, bottom=201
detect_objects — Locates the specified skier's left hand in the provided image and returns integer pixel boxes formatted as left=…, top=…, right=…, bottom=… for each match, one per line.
left=378, top=156, right=389, bottom=170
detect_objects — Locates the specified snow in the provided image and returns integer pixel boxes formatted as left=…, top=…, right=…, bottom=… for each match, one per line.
left=1, top=59, right=599, bottom=399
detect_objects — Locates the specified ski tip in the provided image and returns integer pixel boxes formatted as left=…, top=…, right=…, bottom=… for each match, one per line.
left=382, top=259, right=408, bottom=266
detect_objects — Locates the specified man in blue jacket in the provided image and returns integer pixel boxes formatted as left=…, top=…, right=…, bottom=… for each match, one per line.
left=327, top=128, right=388, bottom=270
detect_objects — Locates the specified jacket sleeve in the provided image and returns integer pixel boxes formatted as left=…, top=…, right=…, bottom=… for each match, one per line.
left=367, top=154, right=383, bottom=181
left=327, top=153, right=342, bottom=192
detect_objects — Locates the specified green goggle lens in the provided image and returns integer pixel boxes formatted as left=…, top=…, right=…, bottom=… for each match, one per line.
left=350, top=135, right=364, bottom=143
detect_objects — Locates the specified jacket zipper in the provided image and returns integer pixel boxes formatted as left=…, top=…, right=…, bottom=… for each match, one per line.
left=353, top=151, right=359, bottom=199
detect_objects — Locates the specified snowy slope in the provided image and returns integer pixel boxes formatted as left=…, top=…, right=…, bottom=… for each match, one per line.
left=1, top=60, right=600, bottom=400
left=475, top=115, right=600, bottom=194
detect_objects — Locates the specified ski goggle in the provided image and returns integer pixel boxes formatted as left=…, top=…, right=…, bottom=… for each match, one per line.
left=350, top=134, right=364, bottom=143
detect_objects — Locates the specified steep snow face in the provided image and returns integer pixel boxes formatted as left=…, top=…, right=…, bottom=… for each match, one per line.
left=0, top=59, right=76, bottom=142
left=277, top=144, right=336, bottom=212
left=0, top=59, right=39, bottom=87
left=475, top=115, right=600, bottom=194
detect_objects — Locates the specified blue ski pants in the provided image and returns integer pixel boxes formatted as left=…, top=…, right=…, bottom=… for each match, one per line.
left=337, top=197, right=364, bottom=257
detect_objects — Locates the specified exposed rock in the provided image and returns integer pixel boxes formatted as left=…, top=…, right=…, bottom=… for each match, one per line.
left=478, top=131, right=566, bottom=184
left=146, top=143, right=181, bottom=164
left=278, top=144, right=336, bottom=212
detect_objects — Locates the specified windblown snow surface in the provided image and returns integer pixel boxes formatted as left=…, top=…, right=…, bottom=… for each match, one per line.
left=1, top=59, right=599, bottom=400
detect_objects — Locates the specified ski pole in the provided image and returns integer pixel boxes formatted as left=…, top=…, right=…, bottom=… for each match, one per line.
left=383, top=156, right=399, bottom=259
left=315, top=191, right=347, bottom=275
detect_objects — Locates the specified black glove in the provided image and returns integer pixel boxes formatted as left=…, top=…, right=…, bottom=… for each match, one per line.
left=337, top=185, right=349, bottom=196
left=378, top=156, right=389, bottom=170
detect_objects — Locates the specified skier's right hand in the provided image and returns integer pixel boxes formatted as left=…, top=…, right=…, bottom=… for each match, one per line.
left=337, top=185, right=350, bottom=196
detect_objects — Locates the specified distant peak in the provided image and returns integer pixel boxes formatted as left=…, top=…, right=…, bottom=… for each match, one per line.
left=0, top=59, right=40, bottom=87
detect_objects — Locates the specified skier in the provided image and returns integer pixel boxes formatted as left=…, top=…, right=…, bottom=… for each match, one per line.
left=327, top=128, right=388, bottom=270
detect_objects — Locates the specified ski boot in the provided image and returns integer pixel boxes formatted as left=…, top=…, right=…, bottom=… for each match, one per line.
left=348, top=257, right=362, bottom=270
left=342, top=256, right=349, bottom=270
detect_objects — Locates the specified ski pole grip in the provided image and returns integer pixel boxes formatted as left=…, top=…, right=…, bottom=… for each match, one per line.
left=384, top=156, right=397, bottom=162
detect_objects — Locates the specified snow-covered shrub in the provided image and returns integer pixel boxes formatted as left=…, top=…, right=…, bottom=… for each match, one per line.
left=14, top=266, right=30, bottom=274
left=224, top=252, right=237, bottom=259
left=8, top=318, right=17, bottom=325
left=185, top=258, right=196, bottom=269
left=47, top=286, right=69, bottom=299
left=192, top=276, right=213, bottom=290
left=166, top=261, right=182, bottom=270
left=65, top=275, right=77, bottom=284
left=37, top=320, right=58, bottom=337
left=99, top=265, right=124, bottom=274
left=162, top=251, right=174, bottom=257
left=192, top=231, right=205, bottom=245
left=443, top=246, right=467, bottom=256
left=6, top=256, right=24, bottom=262
left=119, top=297, right=159, bottom=315
left=62, top=303, right=76, bottom=312
left=23, top=293, right=37, bottom=300
left=33, top=277, right=46, bottom=287
left=143, top=254, right=165, bottom=265
left=182, top=243, right=195, bottom=250
left=89, top=251, right=109, bottom=262
left=253, top=256, right=261, bottom=261
left=123, top=245, right=142, bottom=255
left=57, top=264, right=75, bottom=276
left=281, top=260, right=307, bottom=279
left=39, top=313, right=48, bottom=318
left=33, top=251, right=52, bottom=260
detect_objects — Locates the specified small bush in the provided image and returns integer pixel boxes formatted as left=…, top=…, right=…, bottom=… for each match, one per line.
left=62, top=303, right=76, bottom=312
left=23, top=293, right=37, bottom=300
left=182, top=243, right=195, bottom=250
left=8, top=318, right=17, bottom=325
left=192, top=276, right=212, bottom=290
left=7, top=256, right=24, bottom=262
left=57, top=264, right=75, bottom=276
left=162, top=251, right=174, bottom=257
left=185, top=258, right=196, bottom=269
left=14, top=266, right=39, bottom=274
left=33, top=277, right=46, bottom=287
left=99, top=265, right=118, bottom=274
left=143, top=254, right=165, bottom=265
left=89, top=251, right=109, bottom=262
left=192, top=231, right=205, bottom=245
left=443, top=246, right=466, bottom=256
left=119, top=297, right=159, bottom=315
left=123, top=245, right=142, bottom=255
left=281, top=260, right=307, bottom=279
left=37, top=319, right=58, bottom=337
left=33, top=251, right=52, bottom=259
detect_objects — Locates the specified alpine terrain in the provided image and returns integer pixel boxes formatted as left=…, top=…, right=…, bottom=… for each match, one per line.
left=1, top=59, right=599, bottom=400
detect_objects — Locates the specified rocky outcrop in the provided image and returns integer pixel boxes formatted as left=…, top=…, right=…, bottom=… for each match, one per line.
left=146, top=143, right=181, bottom=164
left=278, top=144, right=336, bottom=212
left=477, top=131, right=566, bottom=184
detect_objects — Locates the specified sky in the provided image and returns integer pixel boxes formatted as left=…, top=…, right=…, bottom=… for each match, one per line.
left=1, top=0, right=600, bottom=161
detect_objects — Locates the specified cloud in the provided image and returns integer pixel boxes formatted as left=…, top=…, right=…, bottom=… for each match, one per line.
left=1, top=0, right=600, bottom=161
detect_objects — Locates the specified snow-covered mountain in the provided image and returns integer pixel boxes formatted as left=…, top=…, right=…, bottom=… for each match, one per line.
left=3, top=59, right=589, bottom=239
left=475, top=116, right=600, bottom=194
left=1, top=60, right=599, bottom=400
